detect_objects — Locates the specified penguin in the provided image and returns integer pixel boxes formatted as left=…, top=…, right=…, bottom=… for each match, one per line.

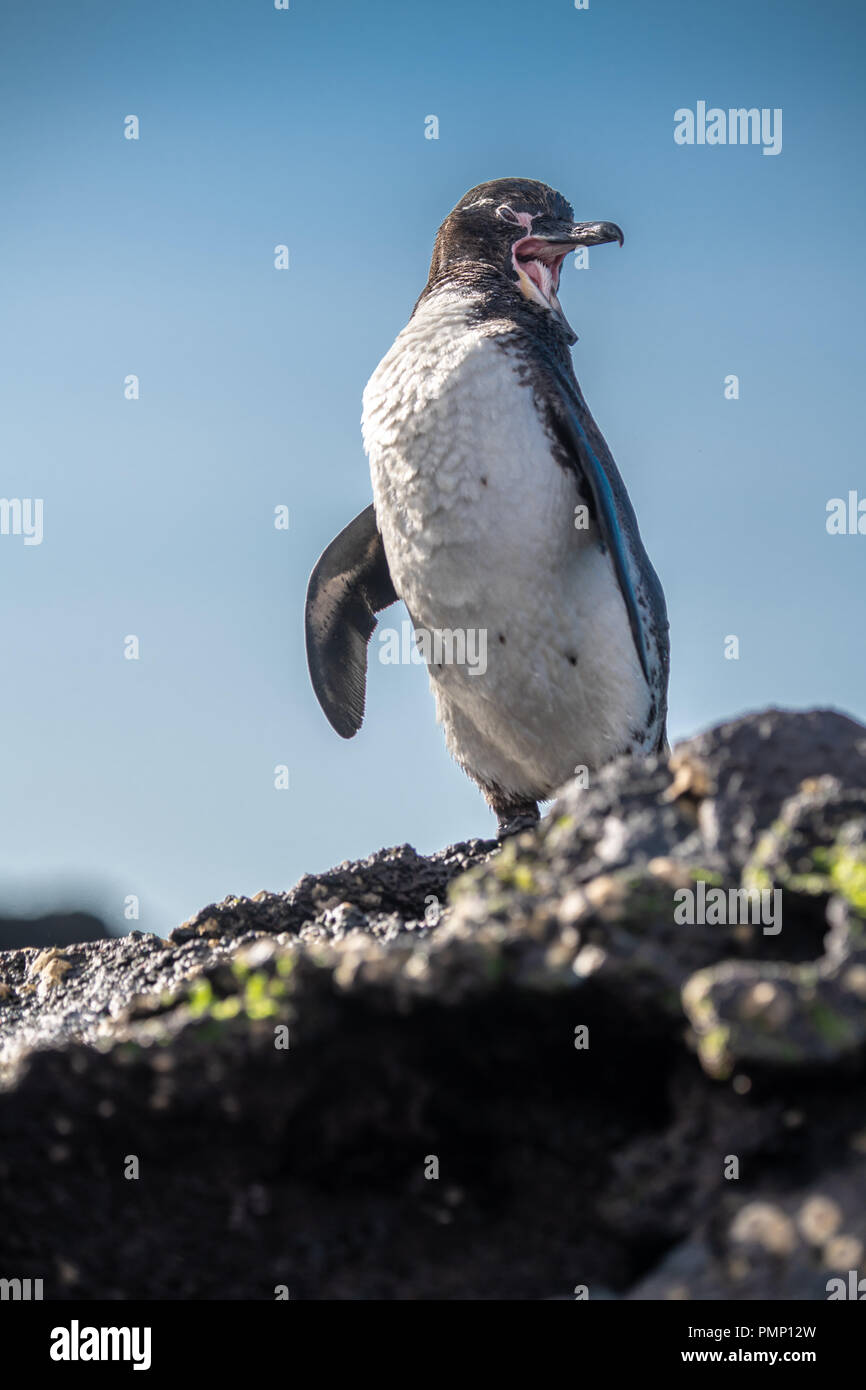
left=305, top=178, right=669, bottom=836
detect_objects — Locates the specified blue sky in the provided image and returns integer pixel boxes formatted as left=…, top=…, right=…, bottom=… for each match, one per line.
left=1, top=0, right=864, bottom=936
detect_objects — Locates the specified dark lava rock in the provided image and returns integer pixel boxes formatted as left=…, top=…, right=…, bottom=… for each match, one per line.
left=171, top=838, right=497, bottom=945
left=1, top=706, right=865, bottom=1300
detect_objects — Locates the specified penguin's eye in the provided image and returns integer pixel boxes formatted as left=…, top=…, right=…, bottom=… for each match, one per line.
left=496, top=205, right=522, bottom=225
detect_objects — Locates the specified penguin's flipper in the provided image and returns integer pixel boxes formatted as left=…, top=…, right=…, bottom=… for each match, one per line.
left=305, top=504, right=399, bottom=738
left=546, top=371, right=651, bottom=683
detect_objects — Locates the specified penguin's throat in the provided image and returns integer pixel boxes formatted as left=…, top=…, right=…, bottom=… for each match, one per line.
left=510, top=235, right=568, bottom=314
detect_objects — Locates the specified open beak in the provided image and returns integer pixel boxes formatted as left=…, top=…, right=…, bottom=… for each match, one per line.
left=511, top=220, right=624, bottom=342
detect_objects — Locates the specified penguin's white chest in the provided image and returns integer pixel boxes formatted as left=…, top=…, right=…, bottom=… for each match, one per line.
left=361, top=291, right=650, bottom=800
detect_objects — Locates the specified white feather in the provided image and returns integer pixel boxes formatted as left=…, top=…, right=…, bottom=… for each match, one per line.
left=362, top=286, right=652, bottom=800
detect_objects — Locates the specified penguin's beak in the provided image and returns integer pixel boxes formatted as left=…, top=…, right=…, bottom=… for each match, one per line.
left=560, top=220, right=624, bottom=248
left=511, top=221, right=623, bottom=342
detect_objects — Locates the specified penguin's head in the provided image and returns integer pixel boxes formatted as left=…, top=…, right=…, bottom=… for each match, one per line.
left=426, top=178, right=623, bottom=341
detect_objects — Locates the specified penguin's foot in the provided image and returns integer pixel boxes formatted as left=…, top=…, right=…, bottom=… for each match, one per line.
left=492, top=799, right=540, bottom=840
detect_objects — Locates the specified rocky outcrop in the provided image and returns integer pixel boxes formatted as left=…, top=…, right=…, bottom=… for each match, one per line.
left=1, top=707, right=865, bottom=1300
